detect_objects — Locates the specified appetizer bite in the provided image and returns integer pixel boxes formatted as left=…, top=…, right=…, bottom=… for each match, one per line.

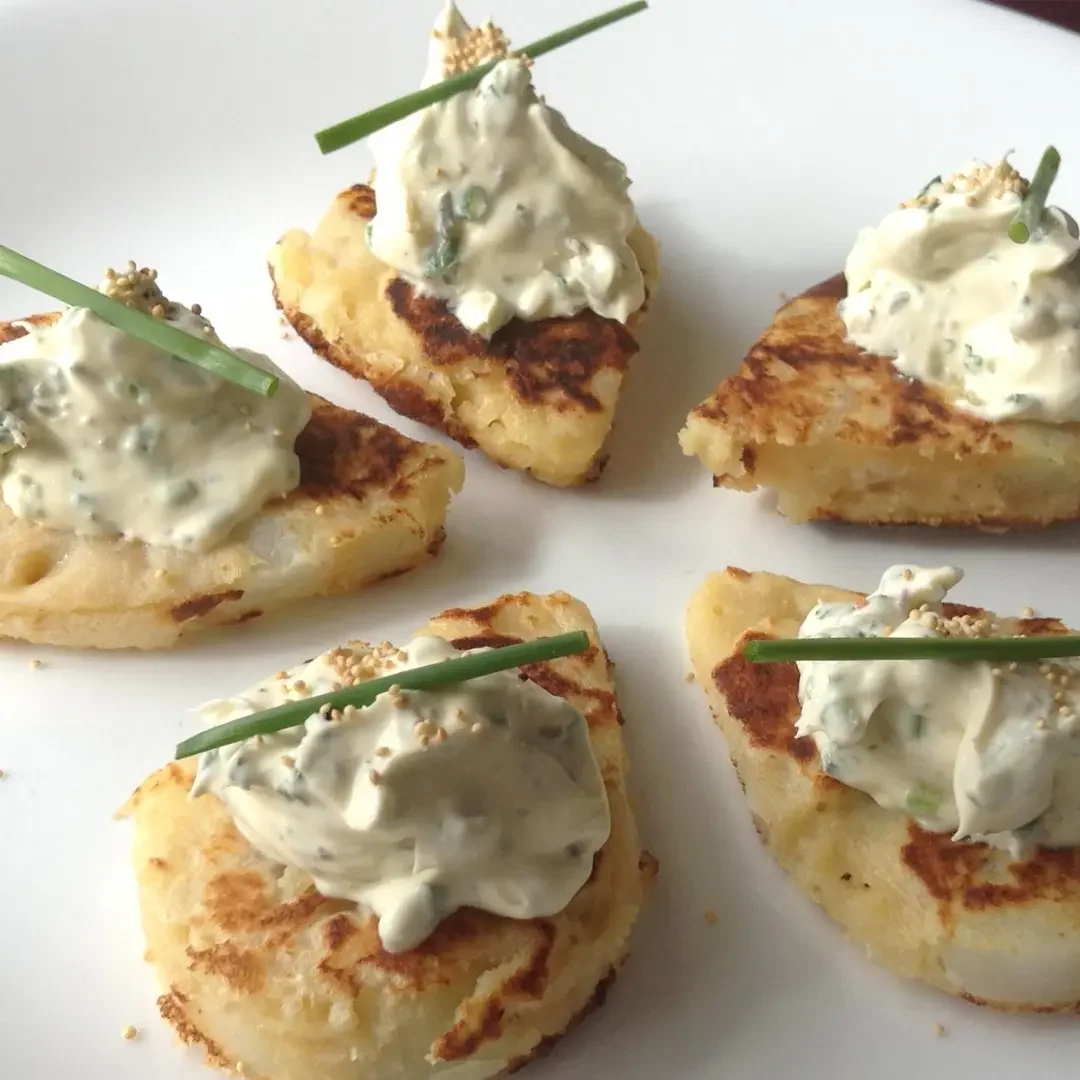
left=122, top=591, right=655, bottom=1079
left=270, top=1, right=660, bottom=487
left=0, top=253, right=463, bottom=649
left=680, top=149, right=1080, bottom=526
left=687, top=563, right=1080, bottom=1009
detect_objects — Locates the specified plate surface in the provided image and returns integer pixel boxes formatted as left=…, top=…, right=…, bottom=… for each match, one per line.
left=3, top=0, right=1080, bottom=1076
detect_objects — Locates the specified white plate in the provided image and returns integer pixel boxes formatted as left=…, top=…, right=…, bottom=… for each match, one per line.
left=3, top=0, right=1080, bottom=1076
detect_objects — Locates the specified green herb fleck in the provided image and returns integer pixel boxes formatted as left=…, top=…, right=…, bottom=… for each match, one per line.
left=461, top=185, right=491, bottom=222
left=905, top=783, right=943, bottom=818
left=424, top=235, right=461, bottom=278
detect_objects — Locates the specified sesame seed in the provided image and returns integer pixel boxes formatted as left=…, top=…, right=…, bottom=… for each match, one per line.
left=903, top=569, right=913, bottom=581
left=1022, top=607, right=1036, bottom=618
left=369, top=770, right=382, bottom=785
left=281, top=755, right=295, bottom=768
left=684, top=671, right=695, bottom=683
left=375, top=746, right=392, bottom=757
left=29, top=658, right=43, bottom=669
left=1037, top=718, right=1049, bottom=730
left=1008, top=662, right=1019, bottom=673
left=932, top=1022, right=946, bottom=1037
left=314, top=505, right=325, bottom=516
left=122, top=1025, right=138, bottom=1041
left=471, top=723, right=484, bottom=734
left=704, top=910, right=719, bottom=926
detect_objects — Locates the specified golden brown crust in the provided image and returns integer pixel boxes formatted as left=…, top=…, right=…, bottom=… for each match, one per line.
left=680, top=278, right=1080, bottom=527
left=0, top=314, right=464, bottom=648
left=126, top=591, right=654, bottom=1076
left=692, top=275, right=1009, bottom=456
left=269, top=184, right=661, bottom=487
left=687, top=567, right=1080, bottom=1010
left=334, top=186, right=640, bottom=415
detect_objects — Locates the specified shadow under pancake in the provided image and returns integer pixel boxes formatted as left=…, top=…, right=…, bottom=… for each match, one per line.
left=599, top=206, right=830, bottom=502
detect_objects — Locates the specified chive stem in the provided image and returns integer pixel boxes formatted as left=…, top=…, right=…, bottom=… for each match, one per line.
left=745, top=634, right=1080, bottom=664
left=175, top=630, right=591, bottom=759
left=314, top=1, right=648, bottom=155
left=0, top=246, right=278, bottom=397
left=1009, top=145, right=1061, bottom=244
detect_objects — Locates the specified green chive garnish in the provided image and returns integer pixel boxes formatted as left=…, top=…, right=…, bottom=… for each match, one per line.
left=744, top=635, right=1080, bottom=663
left=1009, top=145, right=1061, bottom=244
left=175, top=630, right=591, bottom=759
left=314, top=1, right=648, bottom=155
left=0, top=246, right=278, bottom=397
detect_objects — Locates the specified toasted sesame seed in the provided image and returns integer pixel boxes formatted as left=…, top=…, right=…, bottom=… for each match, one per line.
left=281, top=755, right=295, bottom=768
left=122, top=1025, right=138, bottom=1041
left=1037, top=718, right=1049, bottom=730
left=369, top=770, right=382, bottom=785
left=375, top=747, right=392, bottom=758
left=903, top=569, right=914, bottom=580
left=314, top=505, right=325, bottom=516
left=704, top=909, right=719, bottom=926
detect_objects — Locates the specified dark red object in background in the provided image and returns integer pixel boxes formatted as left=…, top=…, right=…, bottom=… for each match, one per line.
left=983, top=0, right=1080, bottom=33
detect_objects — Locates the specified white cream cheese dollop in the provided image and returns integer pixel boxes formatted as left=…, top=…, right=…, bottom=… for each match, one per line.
left=796, top=565, right=1080, bottom=855
left=0, top=265, right=310, bottom=551
left=367, top=1, right=645, bottom=338
left=839, top=158, right=1080, bottom=423
left=192, top=634, right=611, bottom=954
